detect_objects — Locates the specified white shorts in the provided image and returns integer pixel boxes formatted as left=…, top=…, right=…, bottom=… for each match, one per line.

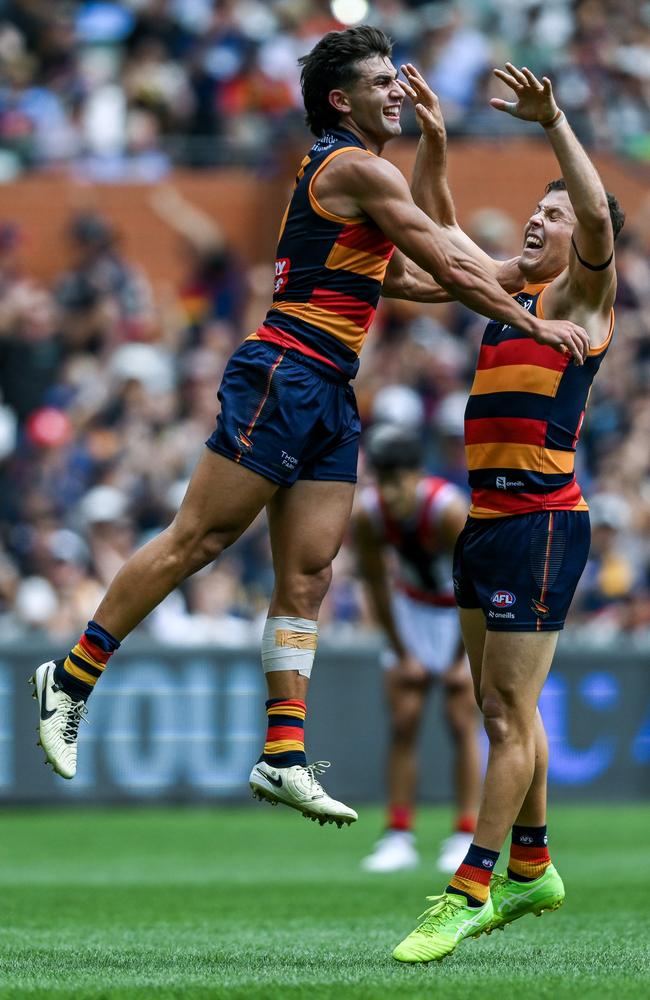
left=382, top=591, right=462, bottom=676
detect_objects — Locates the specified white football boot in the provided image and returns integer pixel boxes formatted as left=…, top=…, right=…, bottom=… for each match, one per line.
left=361, top=830, right=419, bottom=872
left=435, top=831, right=474, bottom=872
left=249, top=760, right=358, bottom=827
left=30, top=660, right=87, bottom=779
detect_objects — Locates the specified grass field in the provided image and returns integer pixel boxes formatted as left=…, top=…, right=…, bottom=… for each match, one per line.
left=0, top=803, right=648, bottom=999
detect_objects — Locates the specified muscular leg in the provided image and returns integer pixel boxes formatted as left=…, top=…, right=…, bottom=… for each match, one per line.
left=265, top=479, right=355, bottom=700
left=440, top=661, right=481, bottom=822
left=460, top=608, right=548, bottom=829
left=94, top=450, right=278, bottom=638
left=514, top=709, right=548, bottom=827
left=385, top=670, right=431, bottom=817
left=474, top=630, right=559, bottom=852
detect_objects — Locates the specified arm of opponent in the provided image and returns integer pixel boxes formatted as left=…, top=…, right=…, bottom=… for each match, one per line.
left=334, top=151, right=588, bottom=361
left=352, top=506, right=426, bottom=679
left=490, top=64, right=616, bottom=316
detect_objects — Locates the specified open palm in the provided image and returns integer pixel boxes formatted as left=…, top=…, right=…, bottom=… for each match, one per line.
left=490, top=63, right=558, bottom=123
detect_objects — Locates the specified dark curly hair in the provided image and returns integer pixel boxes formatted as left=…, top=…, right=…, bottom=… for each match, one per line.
left=545, top=179, right=625, bottom=241
left=298, top=26, right=393, bottom=138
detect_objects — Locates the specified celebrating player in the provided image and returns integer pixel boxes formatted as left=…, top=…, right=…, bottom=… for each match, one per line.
left=389, top=64, right=623, bottom=961
left=30, top=30, right=587, bottom=829
left=354, top=424, right=480, bottom=873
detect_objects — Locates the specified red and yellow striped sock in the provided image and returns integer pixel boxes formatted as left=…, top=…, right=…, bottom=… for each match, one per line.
left=262, top=698, right=307, bottom=768
left=54, top=619, right=120, bottom=701
left=508, top=824, right=551, bottom=882
left=447, top=842, right=499, bottom=906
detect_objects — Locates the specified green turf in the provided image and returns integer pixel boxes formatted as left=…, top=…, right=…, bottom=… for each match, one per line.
left=0, top=803, right=648, bottom=999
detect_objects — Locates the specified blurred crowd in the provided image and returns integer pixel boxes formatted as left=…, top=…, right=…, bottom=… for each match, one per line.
left=0, top=0, right=649, bottom=180
left=1, top=174, right=650, bottom=645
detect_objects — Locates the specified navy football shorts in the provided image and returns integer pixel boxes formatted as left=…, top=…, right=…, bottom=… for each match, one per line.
left=453, top=510, right=591, bottom=631
left=206, top=340, right=360, bottom=487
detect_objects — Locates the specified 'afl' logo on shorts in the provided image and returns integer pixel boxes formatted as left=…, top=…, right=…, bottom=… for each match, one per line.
left=491, top=590, right=516, bottom=608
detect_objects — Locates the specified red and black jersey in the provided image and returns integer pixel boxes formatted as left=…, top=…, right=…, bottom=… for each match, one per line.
left=360, top=476, right=463, bottom=606
left=247, top=128, right=394, bottom=381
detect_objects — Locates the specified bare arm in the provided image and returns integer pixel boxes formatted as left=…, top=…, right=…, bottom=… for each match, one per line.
left=382, top=248, right=452, bottom=302
left=352, top=509, right=408, bottom=657
left=399, top=64, right=523, bottom=289
left=327, top=151, right=588, bottom=361
left=491, top=64, right=616, bottom=316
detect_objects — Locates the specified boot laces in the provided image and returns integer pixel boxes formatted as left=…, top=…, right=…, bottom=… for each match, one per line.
left=299, top=760, right=330, bottom=795
left=416, top=894, right=462, bottom=933
left=62, top=699, right=88, bottom=744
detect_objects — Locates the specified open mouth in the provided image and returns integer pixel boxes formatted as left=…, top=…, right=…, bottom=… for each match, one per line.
left=524, top=232, right=543, bottom=250
left=383, top=105, right=401, bottom=121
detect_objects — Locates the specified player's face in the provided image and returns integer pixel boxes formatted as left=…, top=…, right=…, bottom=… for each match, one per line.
left=377, top=469, right=420, bottom=519
left=518, top=190, right=576, bottom=281
left=339, top=55, right=403, bottom=146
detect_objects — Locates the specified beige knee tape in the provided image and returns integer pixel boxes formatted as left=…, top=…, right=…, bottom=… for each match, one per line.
left=261, top=616, right=318, bottom=679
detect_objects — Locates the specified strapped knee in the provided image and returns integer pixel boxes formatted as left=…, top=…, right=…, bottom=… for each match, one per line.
left=261, top=616, right=318, bottom=679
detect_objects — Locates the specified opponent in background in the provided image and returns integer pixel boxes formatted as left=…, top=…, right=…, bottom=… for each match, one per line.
left=354, top=424, right=480, bottom=873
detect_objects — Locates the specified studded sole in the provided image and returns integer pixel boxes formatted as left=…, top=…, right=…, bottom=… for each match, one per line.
left=250, top=783, right=355, bottom=829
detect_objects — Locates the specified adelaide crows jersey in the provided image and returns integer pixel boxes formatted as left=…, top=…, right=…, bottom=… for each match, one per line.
left=465, top=282, right=614, bottom=518
left=248, top=128, right=394, bottom=380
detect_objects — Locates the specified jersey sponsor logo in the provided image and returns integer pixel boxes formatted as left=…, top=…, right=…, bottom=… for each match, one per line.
left=531, top=598, right=550, bottom=619
left=496, top=476, right=525, bottom=489
left=491, top=590, right=516, bottom=608
left=488, top=610, right=515, bottom=619
left=280, top=450, right=297, bottom=471
left=274, top=257, right=291, bottom=293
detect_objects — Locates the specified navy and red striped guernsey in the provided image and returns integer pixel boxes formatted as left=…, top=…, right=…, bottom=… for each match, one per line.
left=360, top=477, right=461, bottom=606
left=465, top=282, right=614, bottom=518
left=247, top=128, right=394, bottom=380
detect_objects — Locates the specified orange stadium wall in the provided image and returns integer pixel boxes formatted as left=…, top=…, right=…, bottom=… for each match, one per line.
left=0, top=138, right=646, bottom=287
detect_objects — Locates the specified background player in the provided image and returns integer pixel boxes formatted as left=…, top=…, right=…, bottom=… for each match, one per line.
left=354, top=424, right=480, bottom=873
left=390, top=63, right=624, bottom=962
left=30, top=29, right=588, bottom=829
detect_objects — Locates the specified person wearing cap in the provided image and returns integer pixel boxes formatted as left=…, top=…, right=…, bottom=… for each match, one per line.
left=354, top=423, right=480, bottom=873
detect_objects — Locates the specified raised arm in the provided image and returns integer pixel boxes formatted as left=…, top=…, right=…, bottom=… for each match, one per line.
left=321, top=150, right=588, bottom=361
left=398, top=64, right=522, bottom=288
left=490, top=64, right=617, bottom=317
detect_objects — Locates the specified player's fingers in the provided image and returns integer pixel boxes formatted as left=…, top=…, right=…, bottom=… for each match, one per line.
left=489, top=98, right=516, bottom=115
left=494, top=68, right=522, bottom=91
left=505, top=62, right=528, bottom=86
left=521, top=66, right=543, bottom=90
left=542, top=77, right=554, bottom=94
left=397, top=79, right=417, bottom=99
left=402, top=63, right=427, bottom=87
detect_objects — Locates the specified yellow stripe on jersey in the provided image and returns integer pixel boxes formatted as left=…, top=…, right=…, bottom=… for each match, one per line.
left=466, top=442, right=576, bottom=475
left=471, top=364, right=563, bottom=398
left=325, top=242, right=390, bottom=281
left=272, top=301, right=366, bottom=354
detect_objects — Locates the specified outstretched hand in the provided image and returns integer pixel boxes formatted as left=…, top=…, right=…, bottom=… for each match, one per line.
left=490, top=63, right=558, bottom=124
left=531, top=318, right=589, bottom=365
left=398, top=63, right=446, bottom=143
